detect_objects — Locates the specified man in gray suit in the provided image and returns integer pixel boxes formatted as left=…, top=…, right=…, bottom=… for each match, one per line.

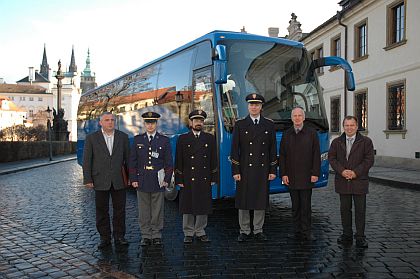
left=83, top=112, right=130, bottom=249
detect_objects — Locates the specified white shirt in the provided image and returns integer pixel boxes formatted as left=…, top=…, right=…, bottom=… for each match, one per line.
left=102, top=129, right=114, bottom=155
left=250, top=115, right=261, bottom=124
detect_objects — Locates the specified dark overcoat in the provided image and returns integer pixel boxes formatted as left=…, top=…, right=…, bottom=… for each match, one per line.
left=328, top=132, right=374, bottom=195
left=231, top=116, right=277, bottom=210
left=128, top=132, right=173, bottom=193
left=175, top=131, right=218, bottom=215
left=82, top=129, right=130, bottom=191
left=279, top=125, right=321, bottom=190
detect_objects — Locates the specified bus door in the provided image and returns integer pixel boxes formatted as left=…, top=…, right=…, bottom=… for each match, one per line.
left=192, top=66, right=219, bottom=199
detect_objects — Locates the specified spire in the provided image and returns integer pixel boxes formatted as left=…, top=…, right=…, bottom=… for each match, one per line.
left=69, top=45, right=77, bottom=73
left=82, top=48, right=92, bottom=77
left=39, top=44, right=49, bottom=80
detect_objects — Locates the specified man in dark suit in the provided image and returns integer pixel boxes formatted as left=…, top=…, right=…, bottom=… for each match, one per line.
left=129, top=111, right=173, bottom=246
left=175, top=110, right=218, bottom=244
left=231, top=93, right=277, bottom=242
left=279, top=107, right=321, bottom=241
left=83, top=112, right=130, bottom=249
left=329, top=116, right=374, bottom=248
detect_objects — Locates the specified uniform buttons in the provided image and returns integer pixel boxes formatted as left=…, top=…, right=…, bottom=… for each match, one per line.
left=191, top=156, right=194, bottom=159
left=191, top=167, right=195, bottom=170
left=148, top=161, right=151, bottom=164
left=149, top=147, right=152, bottom=150
left=262, top=164, right=264, bottom=166
left=204, top=178, right=207, bottom=180
left=249, top=142, right=253, bottom=145
left=262, top=142, right=265, bottom=145
left=192, top=178, right=195, bottom=181
left=262, top=153, right=264, bottom=156
left=204, top=166, right=206, bottom=169
left=204, top=155, right=207, bottom=158
left=249, top=153, right=253, bottom=156
left=148, top=157, right=151, bottom=160
left=249, top=163, right=252, bottom=166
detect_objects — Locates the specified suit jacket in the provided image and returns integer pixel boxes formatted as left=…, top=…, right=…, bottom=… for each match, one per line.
left=175, top=131, right=218, bottom=215
left=82, top=129, right=130, bottom=191
left=279, top=125, right=321, bottom=190
left=128, top=132, right=173, bottom=193
left=230, top=115, right=277, bottom=210
left=328, top=132, right=374, bottom=195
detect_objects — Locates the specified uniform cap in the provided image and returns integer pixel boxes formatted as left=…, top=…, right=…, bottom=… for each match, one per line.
left=245, top=93, right=265, bottom=104
left=188, top=109, right=207, bottom=120
left=142, top=111, right=160, bottom=122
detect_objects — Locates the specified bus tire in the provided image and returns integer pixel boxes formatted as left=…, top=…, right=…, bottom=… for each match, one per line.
left=164, top=176, right=178, bottom=201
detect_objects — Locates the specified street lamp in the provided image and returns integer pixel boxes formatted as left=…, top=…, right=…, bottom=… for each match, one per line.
left=175, top=91, right=183, bottom=127
left=46, top=106, right=53, bottom=161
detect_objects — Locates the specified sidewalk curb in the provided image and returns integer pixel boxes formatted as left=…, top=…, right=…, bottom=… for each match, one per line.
left=0, top=157, right=76, bottom=176
left=329, top=170, right=420, bottom=191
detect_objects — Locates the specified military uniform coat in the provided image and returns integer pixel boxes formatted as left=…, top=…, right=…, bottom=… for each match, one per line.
left=82, top=129, right=130, bottom=191
left=175, top=131, right=218, bottom=215
left=231, top=116, right=277, bottom=210
left=128, top=132, right=173, bottom=193
left=279, top=125, right=321, bottom=190
left=328, top=132, right=374, bottom=195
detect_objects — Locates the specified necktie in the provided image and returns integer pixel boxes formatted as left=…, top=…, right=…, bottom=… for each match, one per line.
left=254, top=119, right=258, bottom=125
left=195, top=134, right=199, bottom=139
left=346, top=138, right=354, bottom=160
left=149, top=135, right=153, bottom=142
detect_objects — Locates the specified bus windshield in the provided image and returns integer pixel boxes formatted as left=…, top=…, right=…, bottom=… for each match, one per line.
left=220, top=40, right=328, bottom=131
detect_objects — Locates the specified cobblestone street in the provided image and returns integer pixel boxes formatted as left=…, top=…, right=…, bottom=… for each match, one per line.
left=1, top=160, right=420, bottom=278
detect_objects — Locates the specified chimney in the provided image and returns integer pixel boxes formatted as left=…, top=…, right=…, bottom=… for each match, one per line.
left=28, top=67, right=34, bottom=84
left=268, top=27, right=279, bottom=38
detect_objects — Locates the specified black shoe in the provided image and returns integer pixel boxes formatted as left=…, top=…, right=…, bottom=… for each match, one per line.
left=237, top=233, right=250, bottom=242
left=152, top=238, right=162, bottom=245
left=254, top=232, right=267, bottom=241
left=356, top=238, right=368, bottom=248
left=98, top=239, right=111, bottom=249
left=197, top=235, right=210, bottom=242
left=140, top=238, right=151, bottom=246
left=183, top=236, right=193, bottom=244
left=337, top=235, right=353, bottom=246
left=114, top=237, right=129, bottom=246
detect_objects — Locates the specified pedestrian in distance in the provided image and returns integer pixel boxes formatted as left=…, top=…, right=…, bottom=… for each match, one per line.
left=175, top=109, right=218, bottom=244
left=328, top=115, right=374, bottom=248
left=129, top=111, right=173, bottom=246
left=279, top=107, right=321, bottom=241
left=230, top=93, right=277, bottom=242
left=82, top=112, right=130, bottom=249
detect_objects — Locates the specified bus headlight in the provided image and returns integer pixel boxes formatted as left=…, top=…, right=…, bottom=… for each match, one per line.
left=321, top=152, right=328, bottom=161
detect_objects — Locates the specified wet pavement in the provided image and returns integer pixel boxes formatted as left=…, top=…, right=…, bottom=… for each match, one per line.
left=1, top=160, right=420, bottom=278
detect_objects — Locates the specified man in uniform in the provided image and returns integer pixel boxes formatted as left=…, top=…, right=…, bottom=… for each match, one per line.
left=129, top=111, right=173, bottom=246
left=279, top=107, right=321, bottom=241
left=175, top=110, right=218, bottom=244
left=83, top=112, right=130, bottom=249
left=231, top=93, right=277, bottom=242
left=329, top=116, right=374, bottom=248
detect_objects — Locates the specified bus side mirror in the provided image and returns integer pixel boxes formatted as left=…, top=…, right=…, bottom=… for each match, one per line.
left=214, top=44, right=227, bottom=84
left=311, top=56, right=356, bottom=91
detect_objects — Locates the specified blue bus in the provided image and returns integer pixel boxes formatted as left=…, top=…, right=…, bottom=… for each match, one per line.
left=77, top=30, right=355, bottom=201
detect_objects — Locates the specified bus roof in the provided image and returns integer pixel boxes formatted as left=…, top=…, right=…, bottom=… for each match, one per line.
left=82, top=30, right=304, bottom=96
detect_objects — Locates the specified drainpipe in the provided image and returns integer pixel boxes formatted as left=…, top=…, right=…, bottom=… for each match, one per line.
left=337, top=11, right=348, bottom=117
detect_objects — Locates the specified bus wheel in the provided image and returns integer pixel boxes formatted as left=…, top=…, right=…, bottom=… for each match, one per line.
left=165, top=178, right=178, bottom=201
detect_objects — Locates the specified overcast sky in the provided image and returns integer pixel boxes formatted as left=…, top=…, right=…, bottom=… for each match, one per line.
left=0, top=0, right=341, bottom=86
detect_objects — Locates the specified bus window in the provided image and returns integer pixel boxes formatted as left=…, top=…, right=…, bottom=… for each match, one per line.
left=154, top=49, right=194, bottom=134
left=193, top=41, right=212, bottom=70
left=192, top=67, right=215, bottom=135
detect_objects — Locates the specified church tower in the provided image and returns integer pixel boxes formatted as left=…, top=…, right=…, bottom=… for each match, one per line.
left=68, top=45, right=77, bottom=74
left=80, top=49, right=97, bottom=93
left=39, top=44, right=49, bottom=81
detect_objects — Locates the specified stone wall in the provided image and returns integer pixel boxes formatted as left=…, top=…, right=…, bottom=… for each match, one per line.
left=0, top=141, right=76, bottom=163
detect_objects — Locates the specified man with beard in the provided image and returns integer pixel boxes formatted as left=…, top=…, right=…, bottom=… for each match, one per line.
left=231, top=93, right=277, bottom=242
left=129, top=111, right=173, bottom=246
left=175, top=110, right=218, bottom=243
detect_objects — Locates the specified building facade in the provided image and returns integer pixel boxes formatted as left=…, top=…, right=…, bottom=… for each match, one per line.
left=282, top=0, right=419, bottom=162
left=0, top=95, right=27, bottom=131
